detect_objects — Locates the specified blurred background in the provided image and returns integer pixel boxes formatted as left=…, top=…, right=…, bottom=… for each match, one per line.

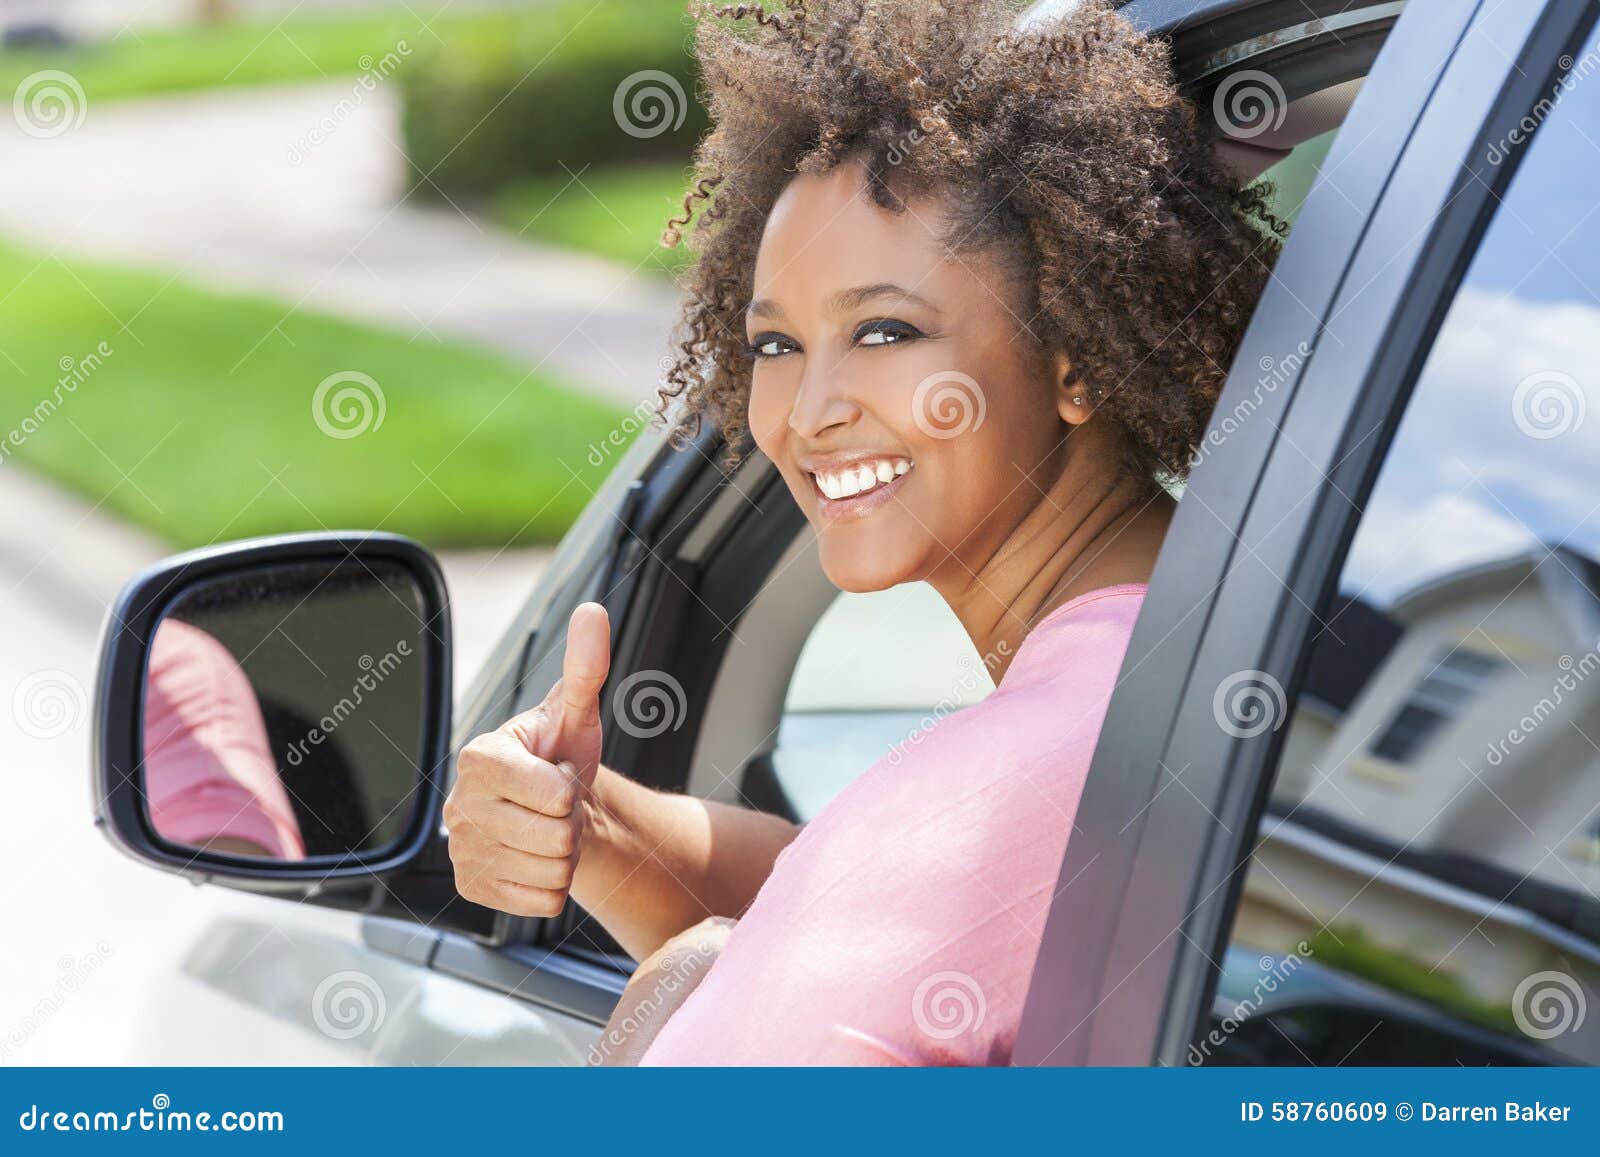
left=0, top=0, right=700, bottom=1061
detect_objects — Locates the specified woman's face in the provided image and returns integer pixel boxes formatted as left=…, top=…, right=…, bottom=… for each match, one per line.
left=747, top=163, right=1077, bottom=593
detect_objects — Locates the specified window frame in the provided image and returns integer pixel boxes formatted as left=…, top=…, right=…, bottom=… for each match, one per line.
left=1016, top=0, right=1600, bottom=1067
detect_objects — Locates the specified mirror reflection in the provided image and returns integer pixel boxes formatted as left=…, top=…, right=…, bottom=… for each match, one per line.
left=140, top=559, right=432, bottom=861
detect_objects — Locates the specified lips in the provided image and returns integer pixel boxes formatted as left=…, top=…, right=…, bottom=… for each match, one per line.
left=800, top=454, right=914, bottom=520
left=809, top=456, right=910, bottom=500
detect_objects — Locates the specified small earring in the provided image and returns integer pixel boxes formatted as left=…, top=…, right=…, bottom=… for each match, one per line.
left=1071, top=394, right=1085, bottom=407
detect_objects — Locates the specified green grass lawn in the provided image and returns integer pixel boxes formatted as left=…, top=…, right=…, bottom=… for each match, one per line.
left=0, top=5, right=523, bottom=103
left=0, top=240, right=632, bottom=549
left=488, top=163, right=696, bottom=279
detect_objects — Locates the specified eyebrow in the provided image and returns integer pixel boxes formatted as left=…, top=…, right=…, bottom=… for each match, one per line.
left=745, top=282, right=940, bottom=323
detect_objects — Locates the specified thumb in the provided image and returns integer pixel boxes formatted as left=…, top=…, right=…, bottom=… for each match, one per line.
left=556, top=602, right=610, bottom=729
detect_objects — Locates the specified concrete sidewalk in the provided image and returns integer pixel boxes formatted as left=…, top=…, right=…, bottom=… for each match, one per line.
left=0, top=80, right=681, bottom=406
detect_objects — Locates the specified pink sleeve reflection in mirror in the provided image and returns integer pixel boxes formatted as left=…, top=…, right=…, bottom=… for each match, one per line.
left=142, top=619, right=306, bottom=861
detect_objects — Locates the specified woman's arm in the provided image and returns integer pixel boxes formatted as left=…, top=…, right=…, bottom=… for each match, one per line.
left=573, top=767, right=798, bottom=961
left=445, top=602, right=798, bottom=964
left=589, top=916, right=736, bottom=1065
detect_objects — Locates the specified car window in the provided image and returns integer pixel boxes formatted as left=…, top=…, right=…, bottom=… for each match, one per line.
left=763, top=583, right=994, bottom=822
left=1204, top=32, right=1600, bottom=1067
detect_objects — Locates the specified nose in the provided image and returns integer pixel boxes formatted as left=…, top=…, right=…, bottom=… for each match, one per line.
left=787, top=357, right=859, bottom=440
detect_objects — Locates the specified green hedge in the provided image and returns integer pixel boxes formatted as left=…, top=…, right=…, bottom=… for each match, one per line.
left=398, top=0, right=709, bottom=200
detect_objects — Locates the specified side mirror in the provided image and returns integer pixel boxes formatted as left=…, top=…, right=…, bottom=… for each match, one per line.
left=92, top=533, right=452, bottom=889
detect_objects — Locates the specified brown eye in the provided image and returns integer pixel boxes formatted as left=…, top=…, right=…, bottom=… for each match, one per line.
left=856, top=319, right=922, bottom=347
left=746, top=333, right=797, bottom=359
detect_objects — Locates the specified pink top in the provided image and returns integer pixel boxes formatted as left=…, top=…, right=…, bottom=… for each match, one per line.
left=640, top=583, right=1148, bottom=1066
left=143, top=618, right=306, bottom=860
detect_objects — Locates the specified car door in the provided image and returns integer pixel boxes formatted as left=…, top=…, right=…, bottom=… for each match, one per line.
left=394, top=0, right=1425, bottom=1046
left=1015, top=0, right=1600, bottom=1066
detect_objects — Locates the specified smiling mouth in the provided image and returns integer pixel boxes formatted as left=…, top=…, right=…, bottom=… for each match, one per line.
left=806, top=456, right=912, bottom=517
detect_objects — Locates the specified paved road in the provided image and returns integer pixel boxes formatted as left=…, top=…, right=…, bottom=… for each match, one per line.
left=0, top=467, right=547, bottom=1062
left=0, top=71, right=661, bottom=1061
left=0, top=81, right=680, bottom=406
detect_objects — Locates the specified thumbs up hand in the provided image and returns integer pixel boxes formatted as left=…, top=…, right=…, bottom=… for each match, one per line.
left=445, top=603, right=611, bottom=918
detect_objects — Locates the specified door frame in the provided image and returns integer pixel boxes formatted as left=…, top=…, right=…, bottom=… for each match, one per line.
left=1018, top=0, right=1600, bottom=1067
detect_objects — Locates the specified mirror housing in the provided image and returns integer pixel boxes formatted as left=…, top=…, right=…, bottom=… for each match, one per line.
left=92, top=533, right=452, bottom=893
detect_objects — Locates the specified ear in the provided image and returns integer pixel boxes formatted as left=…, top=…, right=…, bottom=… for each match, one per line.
left=1051, top=350, right=1093, bottom=426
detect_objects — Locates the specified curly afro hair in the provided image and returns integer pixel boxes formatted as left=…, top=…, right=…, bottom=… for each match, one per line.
left=656, top=0, right=1285, bottom=484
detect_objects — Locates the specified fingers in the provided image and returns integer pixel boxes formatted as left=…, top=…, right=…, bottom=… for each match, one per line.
left=452, top=796, right=578, bottom=857
left=478, top=879, right=569, bottom=920
left=455, top=731, right=582, bottom=816
left=557, top=602, right=610, bottom=729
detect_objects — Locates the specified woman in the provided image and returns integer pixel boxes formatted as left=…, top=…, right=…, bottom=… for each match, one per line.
left=443, top=0, right=1280, bottom=1064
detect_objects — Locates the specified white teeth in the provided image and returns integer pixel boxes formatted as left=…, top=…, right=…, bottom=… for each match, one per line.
left=812, top=458, right=913, bottom=501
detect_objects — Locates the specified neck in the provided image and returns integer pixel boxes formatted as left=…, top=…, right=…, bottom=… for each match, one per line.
left=933, top=437, right=1173, bottom=683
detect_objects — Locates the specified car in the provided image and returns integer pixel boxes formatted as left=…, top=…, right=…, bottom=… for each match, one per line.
left=90, top=0, right=1600, bottom=1066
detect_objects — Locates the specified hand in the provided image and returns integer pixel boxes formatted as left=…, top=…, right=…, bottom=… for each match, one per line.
left=444, top=602, right=610, bottom=917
